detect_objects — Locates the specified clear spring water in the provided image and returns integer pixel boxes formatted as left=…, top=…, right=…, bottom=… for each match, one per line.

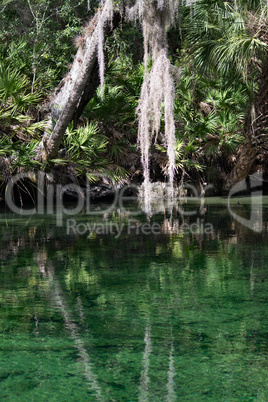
left=0, top=198, right=268, bottom=401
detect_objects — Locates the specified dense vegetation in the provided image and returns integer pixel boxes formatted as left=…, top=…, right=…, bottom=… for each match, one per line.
left=1, top=0, right=268, bottom=203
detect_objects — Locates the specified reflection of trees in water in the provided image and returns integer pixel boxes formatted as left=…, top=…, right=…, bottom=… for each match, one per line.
left=40, top=257, right=103, bottom=400
left=35, top=247, right=179, bottom=400
left=1, top=208, right=268, bottom=282
left=138, top=324, right=152, bottom=402
left=1, top=210, right=268, bottom=397
left=1, top=207, right=268, bottom=298
left=138, top=325, right=176, bottom=401
left=166, top=339, right=176, bottom=402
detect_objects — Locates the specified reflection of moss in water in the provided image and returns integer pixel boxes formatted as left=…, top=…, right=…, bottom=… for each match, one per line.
left=0, top=204, right=268, bottom=399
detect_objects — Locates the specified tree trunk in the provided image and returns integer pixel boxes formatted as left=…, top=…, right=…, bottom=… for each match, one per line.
left=225, top=54, right=268, bottom=190
left=72, top=59, right=100, bottom=128
left=224, top=139, right=257, bottom=190
left=41, top=1, right=121, bottom=161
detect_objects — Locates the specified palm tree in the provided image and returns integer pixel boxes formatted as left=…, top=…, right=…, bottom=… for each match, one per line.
left=184, top=0, right=268, bottom=189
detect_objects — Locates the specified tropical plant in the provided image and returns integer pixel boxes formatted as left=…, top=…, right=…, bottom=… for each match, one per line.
left=85, top=84, right=137, bottom=127
left=156, top=139, right=204, bottom=175
left=65, top=122, right=107, bottom=161
left=0, top=54, right=46, bottom=179
left=63, top=122, right=129, bottom=184
left=184, top=0, right=266, bottom=78
left=0, top=64, right=40, bottom=114
left=2, top=0, right=268, bottom=194
left=182, top=0, right=268, bottom=187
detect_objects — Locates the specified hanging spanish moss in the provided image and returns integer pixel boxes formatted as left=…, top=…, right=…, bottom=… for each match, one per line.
left=131, top=0, right=197, bottom=212
left=46, top=0, right=196, bottom=204
left=130, top=0, right=177, bottom=213
left=136, top=51, right=176, bottom=213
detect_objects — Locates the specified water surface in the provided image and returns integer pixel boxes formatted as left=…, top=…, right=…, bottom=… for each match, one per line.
left=0, top=199, right=268, bottom=400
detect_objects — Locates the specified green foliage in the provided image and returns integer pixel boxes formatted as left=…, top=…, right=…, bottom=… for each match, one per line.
left=156, top=139, right=204, bottom=173
left=63, top=122, right=129, bottom=183
left=0, top=63, right=40, bottom=115
left=172, top=55, right=250, bottom=165
left=0, top=135, right=13, bottom=156
left=1, top=0, right=268, bottom=188
left=9, top=141, right=41, bottom=170
left=0, top=41, right=29, bottom=73
left=65, top=122, right=108, bottom=161
left=185, top=0, right=268, bottom=80
left=0, top=53, right=46, bottom=176
left=86, top=85, right=132, bottom=125
left=0, top=0, right=91, bottom=92
left=85, top=77, right=140, bottom=175
left=0, top=135, right=41, bottom=176
left=86, top=79, right=139, bottom=128
left=0, top=46, right=42, bottom=129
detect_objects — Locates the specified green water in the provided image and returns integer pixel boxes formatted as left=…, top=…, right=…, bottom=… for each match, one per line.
left=1, top=199, right=268, bottom=401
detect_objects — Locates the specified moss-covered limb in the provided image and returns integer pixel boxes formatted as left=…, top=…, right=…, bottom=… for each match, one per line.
left=42, top=1, right=123, bottom=162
